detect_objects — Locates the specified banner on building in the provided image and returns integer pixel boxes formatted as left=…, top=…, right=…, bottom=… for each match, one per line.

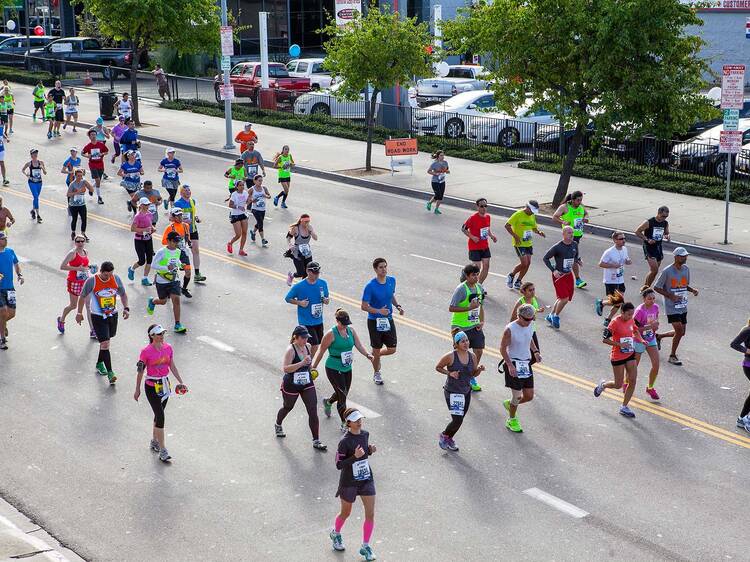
left=681, top=0, right=750, bottom=10
left=335, top=0, right=362, bottom=27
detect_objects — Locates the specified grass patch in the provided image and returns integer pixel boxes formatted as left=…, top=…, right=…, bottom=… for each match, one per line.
left=0, top=65, right=55, bottom=87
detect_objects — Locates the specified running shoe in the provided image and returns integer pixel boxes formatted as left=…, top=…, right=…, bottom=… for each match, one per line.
left=159, top=448, right=172, bottom=463
left=261, top=239, right=269, bottom=247
left=741, top=417, right=750, bottom=434
left=0, top=338, right=7, bottom=350
left=593, top=379, right=605, bottom=397
left=503, top=399, right=511, bottom=415
left=552, top=315, right=560, bottom=330
left=127, top=266, right=135, bottom=281
left=194, top=273, right=207, bottom=283
left=274, top=424, right=285, bottom=437
left=330, top=530, right=345, bottom=552
left=181, top=287, right=192, bottom=298
left=141, top=278, right=152, bottom=286
left=312, top=439, right=327, bottom=451
left=373, top=371, right=384, bottom=385
left=506, top=417, right=523, bottom=433
left=97, top=197, right=104, bottom=205
left=426, top=201, right=432, bottom=211
left=83, top=234, right=90, bottom=243
left=30, top=209, right=35, bottom=220
left=95, top=362, right=108, bottom=376
left=2, top=179, right=8, bottom=186
left=56, top=317, right=65, bottom=334
left=89, top=329, right=97, bottom=340
left=323, top=398, right=332, bottom=418
left=434, top=208, right=442, bottom=215
left=619, top=405, right=636, bottom=418
left=513, top=279, right=522, bottom=290
left=273, top=195, right=279, bottom=207
left=469, top=377, right=482, bottom=391
left=506, top=273, right=514, bottom=289
left=438, top=433, right=449, bottom=450
left=668, top=355, right=682, bottom=366
left=226, top=242, right=233, bottom=254
left=595, top=298, right=603, bottom=316
left=36, top=215, right=43, bottom=224
left=645, top=387, right=660, bottom=400
left=238, top=250, right=248, bottom=256
left=736, top=417, right=745, bottom=429
left=286, top=271, right=294, bottom=286
left=359, top=544, right=376, bottom=561
left=575, top=278, right=587, bottom=289
left=163, top=199, right=168, bottom=210
left=107, top=371, right=117, bottom=385
left=174, top=322, right=187, bottom=334
left=146, top=298, right=155, bottom=315
left=150, top=439, right=160, bottom=452
left=545, top=313, right=553, bottom=326
left=280, top=202, right=288, bottom=209
left=250, top=229, right=256, bottom=242
left=603, top=318, right=610, bottom=326
left=446, top=437, right=459, bottom=451
left=47, top=131, right=52, bottom=139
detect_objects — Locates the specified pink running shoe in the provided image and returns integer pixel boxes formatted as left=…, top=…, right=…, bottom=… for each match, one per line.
left=226, top=242, right=233, bottom=254
left=646, top=387, right=660, bottom=400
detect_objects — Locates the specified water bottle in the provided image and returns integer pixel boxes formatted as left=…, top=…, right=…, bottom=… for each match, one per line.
left=320, top=287, right=325, bottom=303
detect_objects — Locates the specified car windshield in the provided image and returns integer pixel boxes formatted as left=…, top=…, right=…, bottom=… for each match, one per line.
left=256, top=66, right=290, bottom=78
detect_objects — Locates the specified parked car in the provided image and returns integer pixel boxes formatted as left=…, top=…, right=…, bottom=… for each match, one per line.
left=412, top=90, right=498, bottom=138
left=0, top=35, right=53, bottom=67
left=213, top=62, right=311, bottom=104
left=670, top=119, right=750, bottom=179
left=293, top=82, right=381, bottom=118
left=600, top=132, right=673, bottom=167
left=466, top=104, right=559, bottom=147
left=731, top=141, right=750, bottom=177
left=534, top=124, right=596, bottom=156
left=681, top=100, right=750, bottom=139
left=286, top=58, right=332, bottom=91
left=415, top=65, right=488, bottom=107
left=26, top=37, right=147, bottom=79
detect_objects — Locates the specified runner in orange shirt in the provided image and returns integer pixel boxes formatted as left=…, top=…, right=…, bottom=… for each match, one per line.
left=161, top=208, right=193, bottom=298
left=234, top=123, right=258, bottom=154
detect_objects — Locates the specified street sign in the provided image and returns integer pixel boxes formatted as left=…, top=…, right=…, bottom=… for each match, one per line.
left=385, top=138, right=418, bottom=156
left=219, top=84, right=234, bottom=101
left=746, top=17, right=750, bottom=38
left=220, top=25, right=234, bottom=56
left=335, top=0, right=361, bottom=27
left=724, top=108, right=740, bottom=131
left=221, top=56, right=232, bottom=71
left=721, top=64, right=745, bottom=109
left=50, top=42, right=72, bottom=53
left=719, top=130, right=742, bottom=153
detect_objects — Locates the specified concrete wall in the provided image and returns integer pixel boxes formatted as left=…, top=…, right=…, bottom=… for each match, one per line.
left=688, top=12, right=750, bottom=84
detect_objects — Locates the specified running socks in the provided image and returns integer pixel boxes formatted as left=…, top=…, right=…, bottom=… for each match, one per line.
left=182, top=276, right=190, bottom=290
left=334, top=515, right=345, bottom=533
left=363, top=520, right=374, bottom=544
left=98, top=349, right=112, bottom=371
left=277, top=191, right=288, bottom=203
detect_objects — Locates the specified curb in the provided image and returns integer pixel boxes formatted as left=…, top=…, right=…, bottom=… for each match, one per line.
left=74, top=118, right=750, bottom=267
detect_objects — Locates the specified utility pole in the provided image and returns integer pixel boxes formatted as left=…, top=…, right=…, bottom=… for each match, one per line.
left=220, top=0, right=234, bottom=150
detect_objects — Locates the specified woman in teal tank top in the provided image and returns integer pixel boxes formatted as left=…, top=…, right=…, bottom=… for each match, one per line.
left=312, top=308, right=373, bottom=427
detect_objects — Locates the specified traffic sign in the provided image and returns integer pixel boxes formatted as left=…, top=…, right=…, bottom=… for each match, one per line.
left=724, top=108, right=739, bottom=131
left=219, top=84, right=234, bottom=101
left=220, top=25, right=234, bottom=56
left=221, top=56, right=232, bottom=71
left=719, top=130, right=742, bottom=154
left=721, top=64, right=745, bottom=109
left=746, top=17, right=750, bottom=39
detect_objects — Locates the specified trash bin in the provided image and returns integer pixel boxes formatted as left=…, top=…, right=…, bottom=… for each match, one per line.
left=98, top=91, right=117, bottom=120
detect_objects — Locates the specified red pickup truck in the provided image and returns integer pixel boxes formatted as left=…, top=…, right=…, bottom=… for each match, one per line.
left=214, top=62, right=311, bottom=104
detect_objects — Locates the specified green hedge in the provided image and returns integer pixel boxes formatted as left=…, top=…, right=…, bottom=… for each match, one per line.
left=519, top=157, right=750, bottom=204
left=160, top=99, right=516, bottom=164
left=0, top=65, right=55, bottom=87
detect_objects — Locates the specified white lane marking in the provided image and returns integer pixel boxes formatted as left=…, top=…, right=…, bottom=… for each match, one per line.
left=346, top=400, right=382, bottom=419
left=409, top=253, right=503, bottom=278
left=205, top=201, right=272, bottom=219
left=522, top=488, right=589, bottom=519
left=197, top=335, right=236, bottom=353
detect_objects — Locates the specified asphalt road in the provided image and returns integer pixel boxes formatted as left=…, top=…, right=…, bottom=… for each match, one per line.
left=0, top=115, right=749, bottom=562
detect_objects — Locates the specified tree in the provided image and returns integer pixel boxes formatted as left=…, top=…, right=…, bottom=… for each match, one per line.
left=74, top=0, right=222, bottom=125
left=443, top=0, right=714, bottom=206
left=321, top=4, right=435, bottom=171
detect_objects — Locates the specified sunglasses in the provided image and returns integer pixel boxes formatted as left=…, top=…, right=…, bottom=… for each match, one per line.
left=308, top=268, right=320, bottom=273
left=615, top=237, right=625, bottom=241
left=75, top=239, right=85, bottom=243
left=478, top=204, right=487, bottom=208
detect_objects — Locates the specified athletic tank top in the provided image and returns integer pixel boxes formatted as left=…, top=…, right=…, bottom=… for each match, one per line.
left=284, top=343, right=313, bottom=388
left=505, top=321, right=534, bottom=361
left=645, top=217, right=668, bottom=244
left=443, top=350, right=474, bottom=394
left=293, top=227, right=312, bottom=259
left=28, top=160, right=42, bottom=183
left=326, top=326, right=355, bottom=373
left=67, top=251, right=89, bottom=282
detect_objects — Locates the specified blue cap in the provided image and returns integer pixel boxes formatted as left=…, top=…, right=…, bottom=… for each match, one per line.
left=453, top=331, right=468, bottom=344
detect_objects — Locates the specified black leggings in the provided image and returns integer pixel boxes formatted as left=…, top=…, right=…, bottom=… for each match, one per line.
left=252, top=209, right=265, bottom=232
left=145, top=383, right=168, bottom=429
left=443, top=389, right=471, bottom=438
left=134, top=238, right=155, bottom=266
left=326, top=367, right=353, bottom=422
left=69, top=205, right=87, bottom=233
left=741, top=366, right=750, bottom=418
left=276, top=386, right=319, bottom=439
left=291, top=254, right=312, bottom=278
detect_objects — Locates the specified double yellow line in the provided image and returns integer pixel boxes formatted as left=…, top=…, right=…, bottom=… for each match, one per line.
left=5, top=185, right=750, bottom=450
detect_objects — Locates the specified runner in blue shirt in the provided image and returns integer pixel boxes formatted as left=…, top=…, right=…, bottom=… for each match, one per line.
left=360, top=257, right=404, bottom=385
left=60, top=147, right=82, bottom=186
left=118, top=150, right=144, bottom=213
left=118, top=119, right=138, bottom=160
left=285, top=261, right=329, bottom=356
left=158, top=148, right=183, bottom=209
left=0, top=231, right=23, bottom=350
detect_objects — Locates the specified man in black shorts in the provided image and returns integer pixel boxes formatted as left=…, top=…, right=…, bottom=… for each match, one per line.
left=635, top=206, right=670, bottom=288
left=48, top=80, right=65, bottom=137
left=76, top=261, right=130, bottom=384
left=595, top=231, right=631, bottom=325
left=147, top=231, right=188, bottom=333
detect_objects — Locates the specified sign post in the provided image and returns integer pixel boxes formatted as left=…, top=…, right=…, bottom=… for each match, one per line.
left=219, top=4, right=234, bottom=150
left=385, top=137, right=418, bottom=175
left=720, top=64, right=745, bottom=245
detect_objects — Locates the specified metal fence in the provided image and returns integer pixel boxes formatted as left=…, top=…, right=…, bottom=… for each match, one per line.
left=8, top=51, right=746, bottom=190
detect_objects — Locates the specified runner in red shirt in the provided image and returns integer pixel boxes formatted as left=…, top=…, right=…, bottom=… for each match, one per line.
left=461, top=198, right=497, bottom=285
left=593, top=302, right=645, bottom=418
left=82, top=129, right=109, bottom=204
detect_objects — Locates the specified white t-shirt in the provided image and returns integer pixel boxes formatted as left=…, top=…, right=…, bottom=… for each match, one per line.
left=600, top=245, right=629, bottom=284
left=229, top=191, right=249, bottom=216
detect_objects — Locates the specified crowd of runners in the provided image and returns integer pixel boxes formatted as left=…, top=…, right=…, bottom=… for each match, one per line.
left=0, top=83, right=749, bottom=562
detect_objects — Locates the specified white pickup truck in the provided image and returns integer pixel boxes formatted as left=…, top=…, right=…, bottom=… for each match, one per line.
left=286, top=58, right=333, bottom=91
left=415, top=65, right=488, bottom=107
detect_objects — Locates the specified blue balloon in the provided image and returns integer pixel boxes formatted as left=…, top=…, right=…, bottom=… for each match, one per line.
left=289, top=44, right=301, bottom=58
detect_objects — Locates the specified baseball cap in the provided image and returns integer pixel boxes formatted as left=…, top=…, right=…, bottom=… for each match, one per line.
left=70, top=147, right=78, bottom=152
left=29, top=148, right=38, bottom=155
left=306, top=261, right=321, bottom=272
left=165, top=147, right=176, bottom=154
left=673, top=247, right=690, bottom=257
left=292, top=325, right=310, bottom=338
left=118, top=115, right=125, bottom=121
left=138, top=197, right=150, bottom=206
left=166, top=231, right=182, bottom=242
left=528, top=200, right=540, bottom=214
left=170, top=208, right=183, bottom=217
left=244, top=122, right=252, bottom=129
left=148, top=325, right=166, bottom=336
left=235, top=158, right=244, bottom=165
left=345, top=410, right=364, bottom=422
left=453, top=331, right=468, bottom=343
left=335, top=310, right=352, bottom=326
left=96, top=117, right=103, bottom=125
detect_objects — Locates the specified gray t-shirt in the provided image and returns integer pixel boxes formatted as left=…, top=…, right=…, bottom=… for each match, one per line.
left=80, top=274, right=126, bottom=317
left=654, top=264, right=690, bottom=315
left=241, top=149, right=264, bottom=176
left=134, top=188, right=162, bottom=224
left=428, top=160, right=449, bottom=183
left=543, top=240, right=579, bottom=273
left=67, top=180, right=87, bottom=207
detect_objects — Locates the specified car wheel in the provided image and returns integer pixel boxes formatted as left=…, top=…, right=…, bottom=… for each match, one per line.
left=444, top=118, right=464, bottom=139
left=311, top=103, right=330, bottom=116
left=642, top=143, right=658, bottom=167
left=498, top=127, right=520, bottom=148
left=214, top=87, right=221, bottom=104
left=311, top=84, right=320, bottom=91
left=715, top=158, right=729, bottom=179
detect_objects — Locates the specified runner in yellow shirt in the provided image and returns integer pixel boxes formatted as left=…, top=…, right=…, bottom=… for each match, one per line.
left=504, top=200, right=545, bottom=290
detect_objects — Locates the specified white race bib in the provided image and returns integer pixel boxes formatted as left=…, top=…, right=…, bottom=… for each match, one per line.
left=293, top=371, right=311, bottom=385
left=615, top=266, right=624, bottom=279
left=166, top=169, right=177, bottom=178
left=642, top=329, right=654, bottom=340
left=479, top=227, right=489, bottom=240
left=376, top=317, right=391, bottom=332
left=148, top=204, right=156, bottom=215
left=311, top=303, right=323, bottom=318
left=298, top=243, right=311, bottom=258
left=341, top=351, right=353, bottom=366
left=514, top=360, right=531, bottom=378
left=673, top=289, right=687, bottom=310
left=562, top=258, right=574, bottom=272
left=5, top=290, right=16, bottom=305
left=75, top=269, right=88, bottom=281
left=181, top=211, right=192, bottom=224
left=449, top=393, right=465, bottom=416
left=352, top=459, right=371, bottom=481
left=652, top=227, right=664, bottom=242
left=91, top=149, right=101, bottom=158
left=620, top=337, right=634, bottom=353
left=468, top=308, right=480, bottom=323
left=522, top=229, right=533, bottom=242
left=573, top=217, right=584, bottom=230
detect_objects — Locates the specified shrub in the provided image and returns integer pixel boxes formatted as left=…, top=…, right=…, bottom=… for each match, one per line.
left=0, top=65, right=55, bottom=87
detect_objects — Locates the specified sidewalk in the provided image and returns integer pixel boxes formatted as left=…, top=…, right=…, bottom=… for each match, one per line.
left=11, top=81, right=750, bottom=259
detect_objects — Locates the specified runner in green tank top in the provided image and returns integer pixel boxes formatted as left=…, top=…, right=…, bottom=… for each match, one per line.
left=32, top=82, right=46, bottom=122
left=312, top=309, right=373, bottom=427
left=224, top=159, right=247, bottom=197
left=273, top=145, right=294, bottom=209
left=553, top=190, right=589, bottom=288
left=448, top=264, right=485, bottom=392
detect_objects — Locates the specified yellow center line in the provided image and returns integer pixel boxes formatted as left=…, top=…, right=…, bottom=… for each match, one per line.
left=4, top=185, right=749, bottom=450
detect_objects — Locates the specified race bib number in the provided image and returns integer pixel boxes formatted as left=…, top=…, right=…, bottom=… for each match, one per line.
left=31, top=169, right=41, bottom=179
left=615, top=266, right=624, bottom=278
left=642, top=329, right=654, bottom=340
left=177, top=239, right=186, bottom=250
left=341, top=351, right=353, bottom=366
left=436, top=173, right=445, bottom=182
left=652, top=227, right=664, bottom=242
left=98, top=295, right=116, bottom=316
left=293, top=371, right=311, bottom=385
left=76, top=269, right=88, bottom=281
left=522, top=230, right=533, bottom=242
left=311, top=303, right=323, bottom=318
left=154, top=377, right=172, bottom=400
left=254, top=197, right=266, bottom=210
left=674, top=289, right=687, bottom=309
left=449, top=393, right=465, bottom=416
left=573, top=217, right=584, bottom=230
left=166, top=169, right=177, bottom=178
left=148, top=204, right=156, bottom=215
left=352, top=459, right=371, bottom=481
left=562, top=258, right=574, bottom=272
left=479, top=227, right=489, bottom=240
left=5, top=290, right=15, bottom=305
left=620, top=337, right=634, bottom=353
left=376, top=317, right=391, bottom=332
left=181, top=211, right=192, bottom=224
left=56, top=103, right=63, bottom=110
left=247, top=165, right=258, bottom=176
left=298, top=243, right=311, bottom=258
left=91, top=149, right=101, bottom=159
left=514, top=360, right=531, bottom=378
left=71, top=193, right=85, bottom=206
left=468, top=308, right=480, bottom=323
